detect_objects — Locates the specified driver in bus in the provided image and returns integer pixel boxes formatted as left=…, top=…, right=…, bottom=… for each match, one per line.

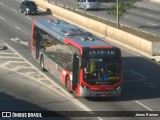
left=90, top=59, right=96, bottom=74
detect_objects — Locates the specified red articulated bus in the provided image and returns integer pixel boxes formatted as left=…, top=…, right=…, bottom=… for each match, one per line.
left=30, top=18, right=123, bottom=97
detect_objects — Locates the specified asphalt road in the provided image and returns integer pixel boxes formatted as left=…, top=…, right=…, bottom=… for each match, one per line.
left=47, top=0, right=160, bottom=35
left=0, top=67, right=96, bottom=120
left=0, top=0, right=160, bottom=120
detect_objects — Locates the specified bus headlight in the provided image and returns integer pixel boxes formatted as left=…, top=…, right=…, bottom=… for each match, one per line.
left=70, top=72, right=72, bottom=81
left=116, top=85, right=121, bottom=90
left=26, top=8, right=29, bottom=11
left=82, top=84, right=89, bottom=91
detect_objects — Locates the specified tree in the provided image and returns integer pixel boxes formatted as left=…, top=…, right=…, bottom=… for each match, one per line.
left=107, top=0, right=135, bottom=29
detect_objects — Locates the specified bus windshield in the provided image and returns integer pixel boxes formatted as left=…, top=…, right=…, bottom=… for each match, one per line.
left=82, top=57, right=121, bottom=85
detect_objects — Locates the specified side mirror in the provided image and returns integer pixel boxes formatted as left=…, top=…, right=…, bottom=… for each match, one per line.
left=79, top=64, right=82, bottom=68
left=79, top=58, right=82, bottom=68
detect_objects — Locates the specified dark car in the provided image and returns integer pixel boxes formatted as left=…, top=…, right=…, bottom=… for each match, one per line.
left=20, top=0, right=39, bottom=15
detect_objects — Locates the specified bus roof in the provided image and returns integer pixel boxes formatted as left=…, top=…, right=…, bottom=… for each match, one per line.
left=34, top=19, right=114, bottom=48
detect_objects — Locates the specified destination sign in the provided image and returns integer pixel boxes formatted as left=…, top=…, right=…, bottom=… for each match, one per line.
left=88, top=50, right=116, bottom=56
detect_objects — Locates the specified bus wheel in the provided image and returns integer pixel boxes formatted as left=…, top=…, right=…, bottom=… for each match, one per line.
left=66, top=76, right=71, bottom=93
left=20, top=9, right=22, bottom=13
left=24, top=10, right=27, bottom=15
left=40, top=56, right=46, bottom=71
left=84, top=6, right=87, bottom=11
left=78, top=4, right=81, bottom=9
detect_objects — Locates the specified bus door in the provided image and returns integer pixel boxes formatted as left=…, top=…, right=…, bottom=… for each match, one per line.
left=72, top=53, right=80, bottom=91
left=35, top=31, right=41, bottom=59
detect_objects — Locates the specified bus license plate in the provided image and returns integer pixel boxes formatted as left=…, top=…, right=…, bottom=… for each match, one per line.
left=96, top=93, right=106, bottom=97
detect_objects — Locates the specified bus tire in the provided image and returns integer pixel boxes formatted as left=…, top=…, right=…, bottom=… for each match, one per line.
left=24, top=10, right=27, bottom=15
left=84, top=6, right=87, bottom=11
left=20, top=9, right=22, bottom=13
left=66, top=76, right=71, bottom=93
left=78, top=4, right=81, bottom=9
left=40, top=56, right=46, bottom=71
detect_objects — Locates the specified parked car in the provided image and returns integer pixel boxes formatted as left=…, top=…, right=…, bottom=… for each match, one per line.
left=20, top=0, right=39, bottom=15
left=78, top=0, right=100, bottom=11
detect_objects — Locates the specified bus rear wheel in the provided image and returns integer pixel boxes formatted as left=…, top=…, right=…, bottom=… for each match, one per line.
left=24, top=10, right=27, bottom=15
left=20, top=9, right=22, bottom=13
left=40, top=56, right=46, bottom=71
left=78, top=4, right=81, bottom=9
left=84, top=6, right=87, bottom=11
left=66, top=76, right=71, bottom=93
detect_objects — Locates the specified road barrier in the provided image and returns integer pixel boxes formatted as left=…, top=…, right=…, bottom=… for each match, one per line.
left=151, top=0, right=160, bottom=3
left=34, top=0, right=160, bottom=56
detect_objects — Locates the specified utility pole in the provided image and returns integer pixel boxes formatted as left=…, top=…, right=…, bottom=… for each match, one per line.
left=117, top=0, right=119, bottom=29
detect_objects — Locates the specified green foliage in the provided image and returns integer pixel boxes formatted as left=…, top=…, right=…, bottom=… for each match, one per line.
left=107, top=0, right=135, bottom=17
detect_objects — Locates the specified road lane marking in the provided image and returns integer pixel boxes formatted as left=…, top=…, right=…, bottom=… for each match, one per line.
left=10, top=37, right=21, bottom=42
left=0, top=61, right=26, bottom=67
left=135, top=101, right=153, bottom=111
left=26, top=16, right=31, bottom=20
left=10, top=37, right=28, bottom=46
left=130, top=70, right=147, bottom=80
left=0, top=2, right=4, bottom=5
left=147, top=22, right=158, bottom=26
left=12, top=66, right=33, bottom=71
left=0, top=16, right=5, bottom=21
left=97, top=117, right=103, bottom=120
left=15, top=26, right=21, bottom=30
left=3, top=43, right=97, bottom=115
left=136, top=4, right=153, bottom=10
left=11, top=8, right=17, bottom=12
left=0, top=53, right=16, bottom=55
left=144, top=13, right=153, bottom=17
left=0, top=57, right=22, bottom=59
left=25, top=33, right=29, bottom=36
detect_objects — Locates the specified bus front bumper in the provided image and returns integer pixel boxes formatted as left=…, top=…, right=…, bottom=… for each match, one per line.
left=80, top=86, right=122, bottom=97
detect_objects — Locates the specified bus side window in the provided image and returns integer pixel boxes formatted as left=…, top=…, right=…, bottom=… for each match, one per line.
left=33, top=31, right=37, bottom=40
left=33, top=26, right=38, bottom=47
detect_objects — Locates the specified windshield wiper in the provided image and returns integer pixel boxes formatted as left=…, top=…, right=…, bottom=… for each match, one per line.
left=95, top=81, right=110, bottom=84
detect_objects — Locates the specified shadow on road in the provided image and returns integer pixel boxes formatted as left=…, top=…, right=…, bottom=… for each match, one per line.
left=35, top=8, right=52, bottom=16
left=139, top=25, right=160, bottom=30
left=0, top=91, right=71, bottom=119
